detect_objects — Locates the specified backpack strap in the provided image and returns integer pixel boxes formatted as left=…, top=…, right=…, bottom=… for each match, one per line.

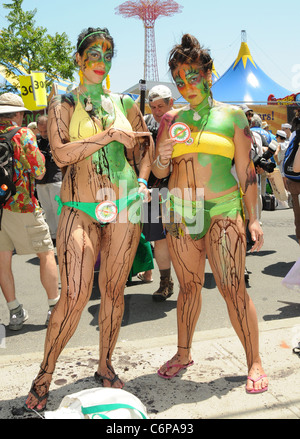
left=3, top=126, right=22, bottom=139
left=0, top=127, right=21, bottom=230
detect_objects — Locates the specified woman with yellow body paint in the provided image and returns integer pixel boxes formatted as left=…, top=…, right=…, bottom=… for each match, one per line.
left=152, top=34, right=268, bottom=394
left=24, top=27, right=153, bottom=412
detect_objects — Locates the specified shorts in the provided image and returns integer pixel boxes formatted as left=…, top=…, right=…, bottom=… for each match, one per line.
left=142, top=200, right=166, bottom=242
left=0, top=209, right=54, bottom=254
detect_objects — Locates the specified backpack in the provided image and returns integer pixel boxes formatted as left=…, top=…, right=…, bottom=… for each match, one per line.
left=283, top=131, right=300, bottom=181
left=0, top=127, right=20, bottom=222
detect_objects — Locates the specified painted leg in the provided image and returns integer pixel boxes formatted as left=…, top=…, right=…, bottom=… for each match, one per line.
left=25, top=209, right=101, bottom=411
left=157, top=234, right=205, bottom=378
left=206, top=215, right=268, bottom=393
left=96, top=221, right=141, bottom=388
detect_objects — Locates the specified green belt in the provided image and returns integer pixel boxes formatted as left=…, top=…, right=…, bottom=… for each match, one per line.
left=55, top=191, right=143, bottom=224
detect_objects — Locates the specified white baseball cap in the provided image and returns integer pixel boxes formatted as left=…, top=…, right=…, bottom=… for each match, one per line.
left=148, top=85, right=172, bottom=102
left=281, top=123, right=292, bottom=130
left=276, top=129, right=287, bottom=139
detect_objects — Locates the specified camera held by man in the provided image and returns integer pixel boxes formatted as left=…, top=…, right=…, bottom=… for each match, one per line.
left=252, top=141, right=277, bottom=173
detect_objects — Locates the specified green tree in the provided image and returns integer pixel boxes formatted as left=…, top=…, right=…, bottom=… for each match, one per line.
left=0, top=0, right=76, bottom=93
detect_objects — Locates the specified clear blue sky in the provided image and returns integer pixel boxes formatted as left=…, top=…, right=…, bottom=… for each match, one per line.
left=0, top=0, right=299, bottom=94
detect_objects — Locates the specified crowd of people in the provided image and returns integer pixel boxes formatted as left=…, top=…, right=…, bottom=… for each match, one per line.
left=0, top=27, right=299, bottom=412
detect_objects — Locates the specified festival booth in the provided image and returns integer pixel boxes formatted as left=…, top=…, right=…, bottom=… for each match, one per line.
left=211, top=36, right=299, bottom=133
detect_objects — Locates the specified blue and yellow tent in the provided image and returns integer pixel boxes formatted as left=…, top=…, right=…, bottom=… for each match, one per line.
left=212, top=40, right=291, bottom=104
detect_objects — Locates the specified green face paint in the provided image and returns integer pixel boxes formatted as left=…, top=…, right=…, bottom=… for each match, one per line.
left=173, top=64, right=210, bottom=109
left=80, top=39, right=112, bottom=88
left=85, top=42, right=112, bottom=78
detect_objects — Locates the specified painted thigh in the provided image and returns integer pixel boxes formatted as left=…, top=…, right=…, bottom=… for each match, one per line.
left=205, top=213, right=247, bottom=301
left=166, top=232, right=206, bottom=290
left=56, top=207, right=101, bottom=307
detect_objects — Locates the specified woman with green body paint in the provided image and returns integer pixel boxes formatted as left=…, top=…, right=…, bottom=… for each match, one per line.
left=153, top=34, right=268, bottom=394
left=25, top=27, right=154, bottom=412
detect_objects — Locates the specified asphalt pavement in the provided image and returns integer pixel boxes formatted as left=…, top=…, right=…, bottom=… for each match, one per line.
left=0, top=206, right=300, bottom=420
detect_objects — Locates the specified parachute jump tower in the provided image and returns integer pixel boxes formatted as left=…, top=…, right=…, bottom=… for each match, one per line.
left=115, top=0, right=182, bottom=81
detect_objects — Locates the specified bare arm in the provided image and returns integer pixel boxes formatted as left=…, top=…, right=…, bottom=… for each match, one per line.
left=125, top=98, right=154, bottom=185
left=234, top=123, right=264, bottom=251
left=151, top=112, right=176, bottom=179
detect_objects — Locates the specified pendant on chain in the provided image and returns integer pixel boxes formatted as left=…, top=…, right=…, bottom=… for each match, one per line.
left=85, top=96, right=93, bottom=112
left=193, top=112, right=202, bottom=121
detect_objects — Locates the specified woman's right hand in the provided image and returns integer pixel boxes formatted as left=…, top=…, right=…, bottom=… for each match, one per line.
left=109, top=128, right=151, bottom=149
left=158, top=138, right=176, bottom=161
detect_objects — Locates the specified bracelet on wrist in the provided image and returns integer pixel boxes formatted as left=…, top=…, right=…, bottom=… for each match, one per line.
left=155, top=155, right=170, bottom=169
left=137, top=178, right=148, bottom=187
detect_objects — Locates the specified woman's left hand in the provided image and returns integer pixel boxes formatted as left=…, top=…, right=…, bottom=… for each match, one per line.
left=248, top=219, right=264, bottom=252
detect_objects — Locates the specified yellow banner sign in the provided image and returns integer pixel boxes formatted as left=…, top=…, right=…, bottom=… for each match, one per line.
left=31, top=71, right=47, bottom=107
left=19, top=72, right=47, bottom=111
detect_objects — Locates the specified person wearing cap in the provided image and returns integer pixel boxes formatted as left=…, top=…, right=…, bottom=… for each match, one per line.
left=0, top=93, right=60, bottom=331
left=27, top=121, right=39, bottom=137
left=274, top=129, right=289, bottom=176
left=138, top=85, right=174, bottom=301
left=261, top=121, right=276, bottom=142
left=251, top=113, right=272, bottom=145
left=281, top=123, right=292, bottom=141
left=240, top=104, right=254, bottom=125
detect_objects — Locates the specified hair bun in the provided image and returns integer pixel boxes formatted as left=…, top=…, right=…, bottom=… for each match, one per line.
left=181, top=34, right=200, bottom=50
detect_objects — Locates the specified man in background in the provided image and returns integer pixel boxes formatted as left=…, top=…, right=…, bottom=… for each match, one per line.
left=139, top=85, right=174, bottom=301
left=35, top=115, right=62, bottom=245
left=0, top=93, right=60, bottom=330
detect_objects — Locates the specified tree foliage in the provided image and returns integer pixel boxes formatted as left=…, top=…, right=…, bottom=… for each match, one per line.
left=0, top=0, right=76, bottom=93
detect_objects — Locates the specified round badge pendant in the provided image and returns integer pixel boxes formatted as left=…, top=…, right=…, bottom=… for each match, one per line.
left=95, top=201, right=118, bottom=223
left=169, top=122, right=192, bottom=144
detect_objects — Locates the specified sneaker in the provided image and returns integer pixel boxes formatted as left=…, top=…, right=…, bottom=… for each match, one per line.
left=45, top=305, right=55, bottom=327
left=9, top=305, right=28, bottom=331
left=153, top=278, right=174, bottom=302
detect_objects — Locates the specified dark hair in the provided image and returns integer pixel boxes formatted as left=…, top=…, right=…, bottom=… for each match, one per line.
left=76, top=27, right=115, bottom=57
left=168, top=33, right=213, bottom=75
left=292, top=109, right=300, bottom=132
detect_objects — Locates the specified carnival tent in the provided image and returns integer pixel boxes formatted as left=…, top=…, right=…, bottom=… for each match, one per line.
left=211, top=39, right=291, bottom=104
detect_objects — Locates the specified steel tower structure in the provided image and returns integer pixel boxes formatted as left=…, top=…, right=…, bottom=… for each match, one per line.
left=115, top=1, right=182, bottom=81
